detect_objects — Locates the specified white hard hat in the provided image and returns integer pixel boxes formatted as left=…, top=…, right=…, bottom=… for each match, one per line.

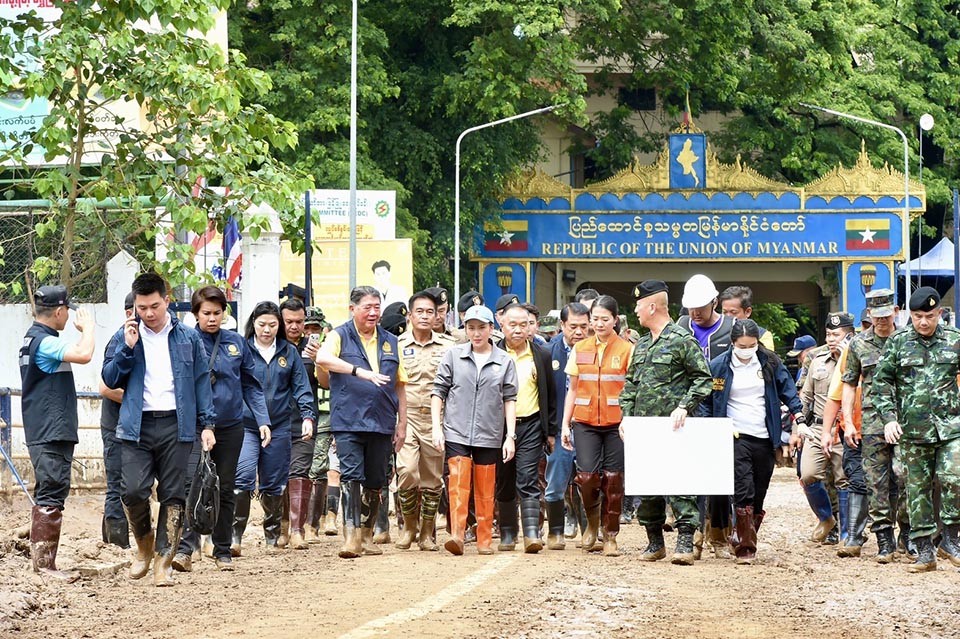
left=681, top=274, right=719, bottom=309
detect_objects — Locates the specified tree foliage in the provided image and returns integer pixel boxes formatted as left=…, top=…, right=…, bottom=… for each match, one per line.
left=0, top=1, right=310, bottom=299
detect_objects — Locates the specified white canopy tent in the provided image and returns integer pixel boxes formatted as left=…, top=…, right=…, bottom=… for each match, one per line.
left=898, top=237, right=957, bottom=277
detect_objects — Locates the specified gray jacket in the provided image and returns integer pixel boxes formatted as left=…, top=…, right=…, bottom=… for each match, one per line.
left=432, top=342, right=518, bottom=449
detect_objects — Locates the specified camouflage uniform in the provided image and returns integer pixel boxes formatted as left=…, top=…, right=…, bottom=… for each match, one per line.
left=308, top=388, right=332, bottom=481
left=842, top=327, right=907, bottom=535
left=872, top=323, right=960, bottom=540
left=619, top=321, right=713, bottom=530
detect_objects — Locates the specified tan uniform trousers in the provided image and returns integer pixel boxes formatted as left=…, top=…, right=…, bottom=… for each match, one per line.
left=800, top=433, right=848, bottom=489
left=396, top=406, right=444, bottom=490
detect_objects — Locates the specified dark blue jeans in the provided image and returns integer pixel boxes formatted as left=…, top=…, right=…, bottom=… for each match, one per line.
left=334, top=431, right=393, bottom=489
left=236, top=425, right=291, bottom=496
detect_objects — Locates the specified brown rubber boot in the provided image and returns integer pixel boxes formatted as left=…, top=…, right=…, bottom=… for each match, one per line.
left=395, top=488, right=420, bottom=550
left=288, top=478, right=312, bottom=550
left=575, top=471, right=602, bottom=553
left=277, top=486, right=290, bottom=549
left=418, top=488, right=442, bottom=552
left=124, top=501, right=154, bottom=580
left=473, top=464, right=496, bottom=555
left=444, top=457, right=473, bottom=555
left=601, top=471, right=624, bottom=557
left=30, top=506, right=79, bottom=583
left=154, top=503, right=184, bottom=587
left=734, top=506, right=757, bottom=565
left=305, top=479, right=327, bottom=544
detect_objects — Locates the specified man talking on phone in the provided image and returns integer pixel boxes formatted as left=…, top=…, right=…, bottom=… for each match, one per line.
left=102, top=273, right=216, bottom=587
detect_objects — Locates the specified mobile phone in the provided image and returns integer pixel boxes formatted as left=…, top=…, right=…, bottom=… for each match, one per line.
left=308, top=333, right=321, bottom=345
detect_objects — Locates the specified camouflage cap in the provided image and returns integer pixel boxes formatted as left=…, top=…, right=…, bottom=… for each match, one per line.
left=304, top=306, right=325, bottom=325
left=865, top=287, right=895, bottom=318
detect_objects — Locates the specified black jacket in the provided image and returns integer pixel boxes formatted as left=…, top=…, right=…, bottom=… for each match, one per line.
left=496, top=338, right=557, bottom=441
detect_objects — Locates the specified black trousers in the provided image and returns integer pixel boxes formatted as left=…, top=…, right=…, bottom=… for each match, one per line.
left=289, top=436, right=315, bottom=479
left=27, top=441, right=73, bottom=510
left=571, top=422, right=625, bottom=473
left=121, top=413, right=191, bottom=507
left=179, top=423, right=244, bottom=559
left=734, top=434, right=776, bottom=511
left=842, top=438, right=867, bottom=494
left=446, top=441, right=500, bottom=466
left=496, top=414, right=545, bottom=502
left=100, top=426, right=126, bottom=521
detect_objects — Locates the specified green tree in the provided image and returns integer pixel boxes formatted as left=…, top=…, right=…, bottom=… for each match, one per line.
left=0, top=1, right=310, bottom=299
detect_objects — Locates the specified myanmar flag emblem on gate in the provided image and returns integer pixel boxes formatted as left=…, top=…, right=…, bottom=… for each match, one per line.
left=845, top=219, right=890, bottom=250
left=484, top=220, right=529, bottom=252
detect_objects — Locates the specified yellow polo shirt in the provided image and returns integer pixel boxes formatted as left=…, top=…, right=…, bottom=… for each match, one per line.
left=321, top=325, right=408, bottom=382
left=826, top=346, right=849, bottom=402
left=507, top=343, right=539, bottom=418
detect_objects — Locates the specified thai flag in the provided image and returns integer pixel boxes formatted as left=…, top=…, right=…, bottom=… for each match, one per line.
left=223, top=216, right=242, bottom=292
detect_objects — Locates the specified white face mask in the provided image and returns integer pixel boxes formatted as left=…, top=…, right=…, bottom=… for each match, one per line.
left=734, top=346, right=758, bottom=360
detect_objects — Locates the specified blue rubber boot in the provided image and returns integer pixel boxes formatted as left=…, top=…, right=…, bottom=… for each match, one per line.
left=802, top=481, right=836, bottom=543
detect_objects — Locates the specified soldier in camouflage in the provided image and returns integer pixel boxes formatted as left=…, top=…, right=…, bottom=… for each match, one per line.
left=619, top=280, right=713, bottom=566
left=873, top=286, right=960, bottom=573
left=839, top=289, right=910, bottom=562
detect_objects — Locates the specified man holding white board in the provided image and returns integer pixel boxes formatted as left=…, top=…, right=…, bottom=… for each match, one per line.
left=619, top=280, right=713, bottom=565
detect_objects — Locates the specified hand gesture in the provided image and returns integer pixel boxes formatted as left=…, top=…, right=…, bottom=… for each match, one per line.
left=561, top=424, right=574, bottom=451
left=670, top=407, right=688, bottom=431
left=359, top=368, right=390, bottom=387
left=884, top=421, right=902, bottom=445
left=74, top=307, right=93, bottom=333
left=123, top=316, right=140, bottom=349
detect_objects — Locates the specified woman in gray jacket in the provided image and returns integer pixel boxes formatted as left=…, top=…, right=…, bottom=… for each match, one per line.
left=432, top=305, right=517, bottom=555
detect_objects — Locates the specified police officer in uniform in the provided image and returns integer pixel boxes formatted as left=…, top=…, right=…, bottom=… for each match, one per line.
left=873, top=287, right=960, bottom=572
left=396, top=290, right=456, bottom=550
left=20, top=285, right=95, bottom=581
left=620, top=280, right=713, bottom=565
left=456, top=290, right=484, bottom=327
left=425, top=286, right=464, bottom=343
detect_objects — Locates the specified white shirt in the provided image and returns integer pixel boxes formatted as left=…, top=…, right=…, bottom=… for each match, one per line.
left=255, top=339, right=277, bottom=364
left=472, top=349, right=491, bottom=379
left=727, top=355, right=768, bottom=439
left=140, top=315, right=177, bottom=411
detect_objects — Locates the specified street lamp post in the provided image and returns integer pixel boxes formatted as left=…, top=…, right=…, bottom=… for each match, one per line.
left=800, top=103, right=913, bottom=303
left=348, top=0, right=359, bottom=290
left=454, top=105, right=560, bottom=305
left=918, top=114, right=934, bottom=279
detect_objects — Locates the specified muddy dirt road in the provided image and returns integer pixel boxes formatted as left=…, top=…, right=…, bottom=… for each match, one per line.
left=2, top=468, right=958, bottom=639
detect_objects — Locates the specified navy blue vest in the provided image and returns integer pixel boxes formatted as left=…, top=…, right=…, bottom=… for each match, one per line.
left=329, top=321, right=400, bottom=435
left=19, top=322, right=79, bottom=445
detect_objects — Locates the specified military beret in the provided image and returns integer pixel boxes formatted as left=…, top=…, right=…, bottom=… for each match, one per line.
left=457, top=290, right=483, bottom=313
left=633, top=280, right=668, bottom=300
left=826, top=312, right=854, bottom=329
left=423, top=286, right=448, bottom=306
left=379, top=313, right=407, bottom=336
left=909, top=286, right=940, bottom=312
left=865, top=287, right=895, bottom=318
left=382, top=301, right=408, bottom=318
left=495, top=294, right=520, bottom=312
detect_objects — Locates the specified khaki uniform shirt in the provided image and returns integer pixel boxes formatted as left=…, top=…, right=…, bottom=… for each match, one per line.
left=399, top=330, right=456, bottom=431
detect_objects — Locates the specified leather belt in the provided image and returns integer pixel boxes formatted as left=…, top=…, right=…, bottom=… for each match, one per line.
left=143, top=410, right=177, bottom=419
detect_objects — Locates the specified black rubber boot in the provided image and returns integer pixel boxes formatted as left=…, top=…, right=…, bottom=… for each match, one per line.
left=837, top=493, right=869, bottom=558
left=640, top=525, right=666, bottom=562
left=260, top=493, right=284, bottom=550
left=231, top=490, right=251, bottom=557
left=520, top=498, right=543, bottom=554
left=876, top=528, right=897, bottom=564
left=102, top=517, right=130, bottom=549
left=546, top=500, right=566, bottom=550
left=907, top=536, right=937, bottom=573
left=497, top=500, right=519, bottom=551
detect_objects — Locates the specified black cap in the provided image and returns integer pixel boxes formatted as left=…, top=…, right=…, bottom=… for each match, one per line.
left=379, top=312, right=407, bottom=336
left=383, top=302, right=408, bottom=318
left=826, top=312, right=855, bottom=329
left=423, top=287, right=448, bottom=306
left=124, top=292, right=135, bottom=310
left=34, top=285, right=77, bottom=310
left=633, top=280, right=668, bottom=300
left=909, top=286, right=941, bottom=311
left=495, top=294, right=520, bottom=312
left=457, top=290, right=483, bottom=313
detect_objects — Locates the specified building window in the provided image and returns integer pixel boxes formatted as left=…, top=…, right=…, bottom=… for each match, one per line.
left=617, top=87, right=656, bottom=112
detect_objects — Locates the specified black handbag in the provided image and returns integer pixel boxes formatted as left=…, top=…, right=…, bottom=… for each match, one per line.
left=186, top=449, right=220, bottom=535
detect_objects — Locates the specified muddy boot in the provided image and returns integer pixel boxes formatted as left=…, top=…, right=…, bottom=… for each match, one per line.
left=260, top=492, right=284, bottom=554
left=171, top=551, right=192, bottom=573
left=473, top=464, right=496, bottom=556
left=102, top=517, right=130, bottom=549
left=733, top=506, right=757, bottom=565
left=444, top=457, right=472, bottom=555
left=563, top=485, right=578, bottom=538
left=707, top=522, right=732, bottom=559
left=876, top=528, right=897, bottom=564
left=154, top=503, right=184, bottom=587
left=937, top=525, right=960, bottom=566
left=325, top=485, right=341, bottom=536
left=30, top=506, right=79, bottom=583
left=124, top=500, right=154, bottom=580
left=898, top=525, right=918, bottom=559
left=288, top=478, right=312, bottom=550
left=663, top=503, right=676, bottom=532
left=338, top=481, right=362, bottom=559
left=575, top=471, right=601, bottom=553
left=802, top=481, right=837, bottom=543
left=360, top=488, right=384, bottom=555
left=277, top=486, right=290, bottom=549
left=907, top=536, right=937, bottom=573
left=671, top=526, right=696, bottom=565
left=419, top=487, right=442, bottom=552
left=823, top=523, right=840, bottom=546
left=838, top=493, right=869, bottom=558
left=372, top=486, right=391, bottom=544
left=497, top=500, right=519, bottom=552
left=601, top=471, right=624, bottom=557
left=395, top=488, right=420, bottom=550
left=521, top=498, right=543, bottom=554
left=546, top=500, right=566, bottom=550
left=305, top=479, right=327, bottom=544
left=640, top=525, right=666, bottom=562
left=231, top=490, right=251, bottom=557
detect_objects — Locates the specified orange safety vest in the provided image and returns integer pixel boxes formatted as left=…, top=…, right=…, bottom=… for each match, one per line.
left=572, top=335, right=632, bottom=427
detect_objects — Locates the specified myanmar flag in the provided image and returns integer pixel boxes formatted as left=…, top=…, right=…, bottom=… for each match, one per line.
left=484, top=220, right=529, bottom=252
left=846, top=219, right=890, bottom=250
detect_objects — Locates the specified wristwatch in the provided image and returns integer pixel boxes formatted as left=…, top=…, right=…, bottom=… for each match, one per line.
left=508, top=433, right=517, bottom=440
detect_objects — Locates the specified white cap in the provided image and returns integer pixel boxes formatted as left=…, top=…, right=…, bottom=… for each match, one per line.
left=681, top=274, right=719, bottom=309
left=463, top=305, right=495, bottom=325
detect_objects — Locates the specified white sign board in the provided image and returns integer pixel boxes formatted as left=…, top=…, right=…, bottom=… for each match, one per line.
left=623, top=417, right=734, bottom=495
left=308, top=189, right=396, bottom=240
